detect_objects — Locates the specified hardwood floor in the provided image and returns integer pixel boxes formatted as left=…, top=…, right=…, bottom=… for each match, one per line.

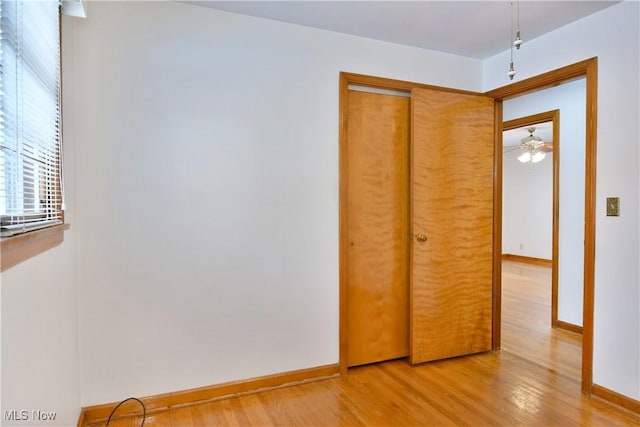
left=92, top=261, right=638, bottom=426
left=501, top=260, right=582, bottom=381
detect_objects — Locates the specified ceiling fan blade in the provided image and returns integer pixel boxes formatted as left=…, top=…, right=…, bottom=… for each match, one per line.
left=503, top=146, right=521, bottom=153
left=538, top=142, right=554, bottom=152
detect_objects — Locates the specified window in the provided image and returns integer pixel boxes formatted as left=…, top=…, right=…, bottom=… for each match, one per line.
left=0, top=0, right=64, bottom=238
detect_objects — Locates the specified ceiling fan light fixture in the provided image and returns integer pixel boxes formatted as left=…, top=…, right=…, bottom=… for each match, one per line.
left=517, top=127, right=546, bottom=164
left=518, top=152, right=531, bottom=163
left=532, top=151, right=546, bottom=163
left=521, top=127, right=543, bottom=144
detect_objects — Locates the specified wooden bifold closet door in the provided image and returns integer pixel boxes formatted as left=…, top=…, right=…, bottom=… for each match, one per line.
left=346, top=87, right=494, bottom=367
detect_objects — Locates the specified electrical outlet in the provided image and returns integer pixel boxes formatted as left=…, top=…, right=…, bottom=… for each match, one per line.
left=606, top=197, right=620, bottom=216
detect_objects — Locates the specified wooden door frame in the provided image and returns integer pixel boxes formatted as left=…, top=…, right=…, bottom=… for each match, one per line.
left=487, top=57, right=597, bottom=394
left=338, top=72, right=484, bottom=374
left=339, top=57, right=597, bottom=395
left=502, top=110, right=561, bottom=328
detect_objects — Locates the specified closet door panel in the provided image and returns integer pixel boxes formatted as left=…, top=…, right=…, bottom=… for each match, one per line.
left=410, top=88, right=494, bottom=364
left=347, top=90, right=410, bottom=367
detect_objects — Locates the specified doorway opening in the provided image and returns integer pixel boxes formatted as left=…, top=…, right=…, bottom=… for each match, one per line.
left=488, top=58, right=597, bottom=394
left=501, top=110, right=583, bottom=381
left=503, top=111, right=559, bottom=328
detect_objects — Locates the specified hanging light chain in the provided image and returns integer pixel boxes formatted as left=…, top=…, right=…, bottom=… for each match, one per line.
left=508, top=2, right=516, bottom=80
left=514, top=0, right=523, bottom=49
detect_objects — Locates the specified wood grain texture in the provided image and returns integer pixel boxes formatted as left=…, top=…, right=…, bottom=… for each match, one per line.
left=556, top=320, right=584, bottom=335
left=340, top=72, right=482, bottom=96
left=502, top=260, right=581, bottom=381
left=485, top=57, right=597, bottom=100
left=410, top=88, right=494, bottom=364
left=486, top=57, right=597, bottom=393
left=85, top=260, right=638, bottom=426
left=492, top=100, right=503, bottom=350
left=502, top=254, right=552, bottom=267
left=90, top=356, right=640, bottom=427
left=76, top=407, right=85, bottom=427
left=551, top=111, right=561, bottom=329
left=346, top=90, right=410, bottom=366
left=0, top=223, right=70, bottom=271
left=582, top=57, right=598, bottom=394
left=338, top=72, right=488, bottom=372
left=79, top=364, right=339, bottom=426
left=338, top=72, right=350, bottom=374
left=592, top=384, right=640, bottom=415
left=91, top=357, right=638, bottom=427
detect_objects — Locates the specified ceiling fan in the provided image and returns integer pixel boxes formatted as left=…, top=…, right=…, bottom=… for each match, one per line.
left=503, top=127, right=552, bottom=163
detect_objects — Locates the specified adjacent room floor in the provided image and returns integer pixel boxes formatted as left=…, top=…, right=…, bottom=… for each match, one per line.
left=93, top=261, right=638, bottom=426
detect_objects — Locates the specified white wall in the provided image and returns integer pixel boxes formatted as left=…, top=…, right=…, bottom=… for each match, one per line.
left=502, top=148, right=553, bottom=260
left=0, top=244, right=80, bottom=427
left=503, top=80, right=587, bottom=327
left=0, top=15, right=81, bottom=425
left=485, top=1, right=640, bottom=400
left=68, top=1, right=482, bottom=405
left=5, top=1, right=634, bottom=417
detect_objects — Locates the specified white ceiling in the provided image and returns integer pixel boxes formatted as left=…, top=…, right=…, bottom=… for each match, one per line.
left=185, top=1, right=619, bottom=59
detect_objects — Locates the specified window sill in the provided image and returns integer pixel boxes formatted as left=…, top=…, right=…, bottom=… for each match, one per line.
left=1, top=223, right=70, bottom=272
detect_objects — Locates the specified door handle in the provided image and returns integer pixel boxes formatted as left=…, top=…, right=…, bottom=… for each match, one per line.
left=415, top=234, right=428, bottom=243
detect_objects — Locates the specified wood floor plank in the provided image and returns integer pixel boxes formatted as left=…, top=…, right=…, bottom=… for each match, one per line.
left=90, top=261, right=638, bottom=426
left=501, top=260, right=582, bottom=381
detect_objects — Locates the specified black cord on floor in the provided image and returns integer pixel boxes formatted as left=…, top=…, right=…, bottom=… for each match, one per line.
left=105, top=397, right=146, bottom=427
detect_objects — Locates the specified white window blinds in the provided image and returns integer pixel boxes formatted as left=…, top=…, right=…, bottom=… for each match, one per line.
left=0, top=0, right=63, bottom=237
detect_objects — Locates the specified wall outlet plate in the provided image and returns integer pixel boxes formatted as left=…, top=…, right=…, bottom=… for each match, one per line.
left=606, top=197, right=620, bottom=216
